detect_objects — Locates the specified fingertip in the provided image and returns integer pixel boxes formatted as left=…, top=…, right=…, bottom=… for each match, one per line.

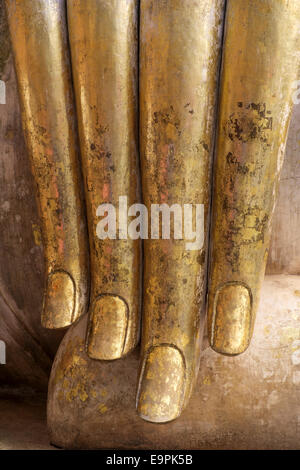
left=136, top=344, right=186, bottom=423
left=210, top=283, right=252, bottom=356
left=42, top=270, right=75, bottom=329
left=86, top=295, right=129, bottom=361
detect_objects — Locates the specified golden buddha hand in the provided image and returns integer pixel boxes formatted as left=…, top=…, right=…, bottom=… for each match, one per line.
left=6, top=0, right=142, bottom=359
left=6, top=0, right=300, bottom=426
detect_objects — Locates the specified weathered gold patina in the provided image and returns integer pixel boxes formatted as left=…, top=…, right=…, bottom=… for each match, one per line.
left=208, top=0, right=300, bottom=355
left=6, top=0, right=89, bottom=329
left=5, top=0, right=300, bottom=430
left=67, top=0, right=141, bottom=360
left=138, top=0, right=225, bottom=422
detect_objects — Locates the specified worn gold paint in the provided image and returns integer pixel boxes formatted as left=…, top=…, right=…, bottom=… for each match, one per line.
left=43, top=270, right=75, bottom=328
left=138, top=0, right=225, bottom=423
left=6, top=0, right=89, bottom=328
left=50, top=331, right=112, bottom=418
left=98, top=404, right=108, bottom=414
left=203, top=376, right=212, bottom=386
left=52, top=336, right=94, bottom=403
left=32, top=223, right=42, bottom=247
left=137, top=345, right=185, bottom=423
left=67, top=0, right=141, bottom=359
left=208, top=0, right=300, bottom=355
left=212, top=283, right=251, bottom=355
left=86, top=295, right=128, bottom=360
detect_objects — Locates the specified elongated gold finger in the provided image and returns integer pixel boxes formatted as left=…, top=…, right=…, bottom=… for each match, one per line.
left=6, top=0, right=89, bottom=329
left=137, top=0, right=225, bottom=423
left=208, top=0, right=300, bottom=356
left=67, top=0, right=141, bottom=360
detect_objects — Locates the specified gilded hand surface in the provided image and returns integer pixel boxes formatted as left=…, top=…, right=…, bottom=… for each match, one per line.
left=5, top=0, right=300, bottom=425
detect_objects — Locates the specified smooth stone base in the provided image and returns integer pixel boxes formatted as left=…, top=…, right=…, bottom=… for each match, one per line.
left=48, top=275, right=300, bottom=449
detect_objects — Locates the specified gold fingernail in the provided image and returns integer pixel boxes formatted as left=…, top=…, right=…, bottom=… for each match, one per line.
left=137, top=345, right=186, bottom=423
left=86, top=295, right=128, bottom=360
left=211, top=283, right=252, bottom=355
left=42, top=270, right=75, bottom=329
